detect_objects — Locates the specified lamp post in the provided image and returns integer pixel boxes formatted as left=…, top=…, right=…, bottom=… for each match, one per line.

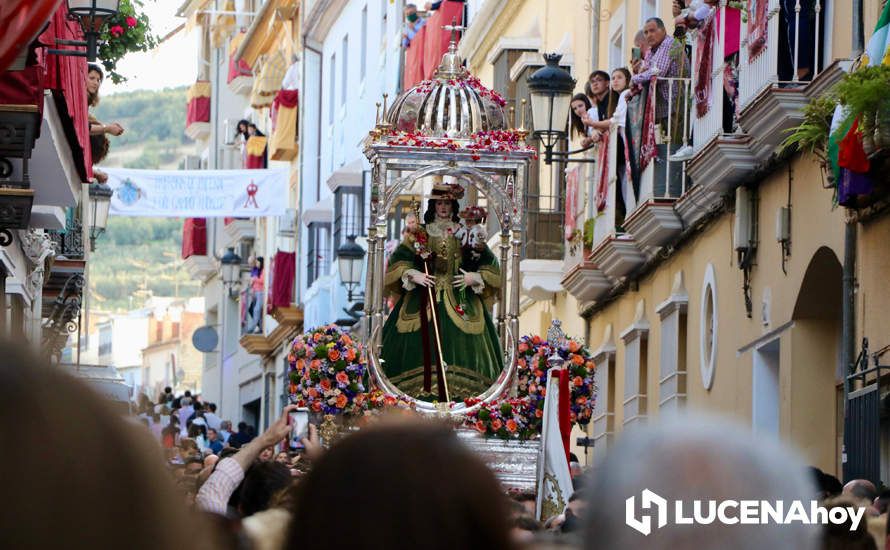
left=49, top=0, right=122, bottom=61
left=337, top=235, right=365, bottom=302
left=527, top=53, right=596, bottom=165
left=86, top=181, right=112, bottom=251
left=220, top=247, right=242, bottom=295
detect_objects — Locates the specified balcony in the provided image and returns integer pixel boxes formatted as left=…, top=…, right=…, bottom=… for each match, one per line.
left=185, top=81, right=211, bottom=141
left=223, top=218, right=255, bottom=244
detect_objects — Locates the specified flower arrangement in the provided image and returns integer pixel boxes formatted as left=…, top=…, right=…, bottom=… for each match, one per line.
left=516, top=334, right=597, bottom=427
left=367, top=389, right=416, bottom=411
left=288, top=325, right=368, bottom=416
left=97, top=0, right=158, bottom=84
left=383, top=129, right=536, bottom=159
left=464, top=396, right=539, bottom=440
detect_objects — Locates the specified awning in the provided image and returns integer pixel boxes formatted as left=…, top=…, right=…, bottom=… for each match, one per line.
left=326, top=158, right=364, bottom=192
left=302, top=196, right=333, bottom=226
left=235, top=0, right=297, bottom=67
left=30, top=90, right=82, bottom=211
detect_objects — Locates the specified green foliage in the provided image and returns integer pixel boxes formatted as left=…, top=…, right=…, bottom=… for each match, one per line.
left=98, top=0, right=159, bottom=84
left=781, top=93, right=837, bottom=161
left=583, top=217, right=596, bottom=249
left=89, top=217, right=201, bottom=312
left=94, top=87, right=190, bottom=148
left=834, top=64, right=890, bottom=130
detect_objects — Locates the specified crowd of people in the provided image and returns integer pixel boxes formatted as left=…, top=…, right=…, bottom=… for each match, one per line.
left=4, top=339, right=888, bottom=549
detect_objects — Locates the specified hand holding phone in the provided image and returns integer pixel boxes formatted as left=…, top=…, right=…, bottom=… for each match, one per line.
left=289, top=408, right=310, bottom=449
left=631, top=47, right=642, bottom=61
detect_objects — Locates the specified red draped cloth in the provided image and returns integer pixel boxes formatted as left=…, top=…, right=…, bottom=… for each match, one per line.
left=639, top=77, right=658, bottom=172
left=694, top=14, right=716, bottom=118
left=595, top=131, right=610, bottom=213
left=422, top=1, right=464, bottom=80
left=227, top=54, right=252, bottom=84
left=39, top=4, right=91, bottom=181
left=270, top=250, right=296, bottom=307
left=557, top=369, right=571, bottom=465
left=271, top=89, right=298, bottom=131
left=0, top=0, right=61, bottom=72
left=747, top=0, right=769, bottom=61
left=186, top=96, right=210, bottom=126
left=181, top=218, right=207, bottom=259
left=402, top=25, right=426, bottom=90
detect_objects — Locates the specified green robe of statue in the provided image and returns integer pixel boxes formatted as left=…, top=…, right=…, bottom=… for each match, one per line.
left=381, top=219, right=503, bottom=401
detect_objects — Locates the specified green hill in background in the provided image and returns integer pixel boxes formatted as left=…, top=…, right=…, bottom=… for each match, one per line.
left=89, top=87, right=202, bottom=312
left=94, top=86, right=194, bottom=169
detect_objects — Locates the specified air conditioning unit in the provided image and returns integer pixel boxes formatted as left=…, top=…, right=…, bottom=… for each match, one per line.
left=278, top=208, right=298, bottom=237
left=733, top=186, right=752, bottom=252
left=775, top=206, right=790, bottom=243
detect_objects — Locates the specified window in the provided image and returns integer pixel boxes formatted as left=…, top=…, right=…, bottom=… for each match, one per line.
left=328, top=53, right=336, bottom=125
left=621, top=303, right=650, bottom=427
left=341, top=35, right=349, bottom=107
left=641, top=0, right=657, bottom=25
left=360, top=6, right=368, bottom=81
left=700, top=264, right=718, bottom=390
left=380, top=0, right=388, bottom=47
left=610, top=28, right=623, bottom=75
left=333, top=184, right=366, bottom=256
left=307, top=222, right=332, bottom=285
left=656, top=276, right=688, bottom=412
left=753, top=339, right=780, bottom=436
left=591, top=325, right=617, bottom=464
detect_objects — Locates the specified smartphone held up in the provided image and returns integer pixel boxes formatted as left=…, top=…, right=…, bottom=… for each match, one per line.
left=289, top=408, right=309, bottom=450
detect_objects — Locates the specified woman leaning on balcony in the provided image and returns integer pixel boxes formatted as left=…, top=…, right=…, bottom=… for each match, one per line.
left=85, top=63, right=125, bottom=183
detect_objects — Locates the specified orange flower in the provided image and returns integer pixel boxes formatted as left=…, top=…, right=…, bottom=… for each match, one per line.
left=341, top=334, right=353, bottom=346
left=585, top=360, right=595, bottom=371
left=475, top=420, right=487, bottom=433
left=307, top=388, right=318, bottom=398
left=518, top=358, right=527, bottom=368
left=535, top=408, right=543, bottom=418
left=346, top=348, right=357, bottom=362
left=532, top=335, right=542, bottom=345
left=328, top=348, right=341, bottom=361
left=576, top=396, right=587, bottom=405
left=518, top=343, right=529, bottom=353
left=335, top=371, right=349, bottom=385
left=573, top=376, right=583, bottom=387
left=354, top=394, right=366, bottom=406
left=571, top=354, right=584, bottom=366
left=288, top=383, right=297, bottom=394
left=569, top=341, right=580, bottom=353
left=506, top=419, right=518, bottom=433
left=310, top=360, right=321, bottom=371
left=320, top=379, right=332, bottom=391
left=491, top=419, right=503, bottom=431
left=336, top=394, right=348, bottom=408
left=311, top=401, right=323, bottom=412
left=296, top=359, right=305, bottom=372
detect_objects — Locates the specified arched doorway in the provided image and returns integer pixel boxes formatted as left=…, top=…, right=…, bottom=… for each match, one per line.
left=789, top=246, right=843, bottom=476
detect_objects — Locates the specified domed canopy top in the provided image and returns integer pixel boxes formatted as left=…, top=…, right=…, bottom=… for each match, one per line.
left=386, top=38, right=507, bottom=139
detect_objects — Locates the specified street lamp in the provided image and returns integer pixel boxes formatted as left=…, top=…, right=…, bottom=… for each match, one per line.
left=220, top=247, right=242, bottom=294
left=86, top=180, right=112, bottom=251
left=49, top=0, right=122, bottom=61
left=337, top=235, right=365, bottom=302
left=527, top=53, right=596, bottom=165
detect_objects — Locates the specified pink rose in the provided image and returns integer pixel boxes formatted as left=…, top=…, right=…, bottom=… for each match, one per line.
left=110, top=25, right=124, bottom=37
left=126, top=16, right=138, bottom=27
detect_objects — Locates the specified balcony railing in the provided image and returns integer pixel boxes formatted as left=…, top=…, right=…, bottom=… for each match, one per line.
left=48, top=208, right=83, bottom=259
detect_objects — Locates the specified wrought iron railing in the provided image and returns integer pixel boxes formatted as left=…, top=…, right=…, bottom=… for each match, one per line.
left=48, top=209, right=84, bottom=259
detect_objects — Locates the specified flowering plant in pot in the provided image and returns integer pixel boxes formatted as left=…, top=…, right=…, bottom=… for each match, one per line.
left=97, top=0, right=158, bottom=84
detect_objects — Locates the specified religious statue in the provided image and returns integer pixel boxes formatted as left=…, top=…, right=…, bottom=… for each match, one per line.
left=381, top=182, right=503, bottom=401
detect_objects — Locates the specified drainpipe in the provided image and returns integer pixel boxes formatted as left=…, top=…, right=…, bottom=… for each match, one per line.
left=590, top=0, right=600, bottom=72
left=842, top=0, right=863, bottom=482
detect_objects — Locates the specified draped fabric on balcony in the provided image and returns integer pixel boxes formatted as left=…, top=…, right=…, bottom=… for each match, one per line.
left=186, top=81, right=211, bottom=126
left=402, top=25, right=426, bottom=90
left=421, top=1, right=464, bottom=80
left=0, top=65, right=43, bottom=110
left=250, top=51, right=286, bottom=109
left=639, top=78, right=658, bottom=172
left=41, top=5, right=92, bottom=181
left=270, top=250, right=296, bottom=308
left=564, top=166, right=580, bottom=241
left=270, top=89, right=298, bottom=161
left=211, top=0, right=237, bottom=48
left=227, top=31, right=253, bottom=83
left=747, top=0, right=769, bottom=61
left=695, top=15, right=716, bottom=118
left=245, top=135, right=268, bottom=169
left=595, top=132, right=611, bottom=214
left=181, top=218, right=207, bottom=259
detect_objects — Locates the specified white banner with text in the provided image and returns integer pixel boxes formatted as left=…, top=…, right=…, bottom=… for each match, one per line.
left=104, top=167, right=288, bottom=218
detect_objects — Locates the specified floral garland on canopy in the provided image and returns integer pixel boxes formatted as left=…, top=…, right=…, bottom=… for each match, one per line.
left=288, top=325, right=368, bottom=416
left=383, top=129, right=537, bottom=160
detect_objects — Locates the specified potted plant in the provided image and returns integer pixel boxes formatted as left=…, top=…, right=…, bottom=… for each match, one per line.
left=96, top=0, right=158, bottom=84
left=781, top=93, right=837, bottom=181
left=834, top=64, right=890, bottom=154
